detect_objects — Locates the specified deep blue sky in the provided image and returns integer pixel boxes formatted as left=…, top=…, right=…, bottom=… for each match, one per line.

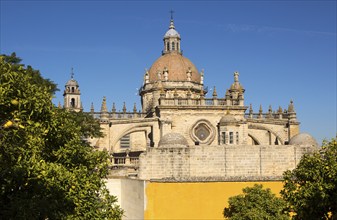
left=1, top=1, right=336, bottom=144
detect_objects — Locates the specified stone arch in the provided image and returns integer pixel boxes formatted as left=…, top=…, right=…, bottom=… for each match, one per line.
left=111, top=124, right=152, bottom=151
left=248, top=124, right=285, bottom=144
left=248, top=133, right=261, bottom=145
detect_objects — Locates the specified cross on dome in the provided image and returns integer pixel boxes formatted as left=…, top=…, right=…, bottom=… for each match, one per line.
left=169, top=10, right=176, bottom=30
left=170, top=9, right=174, bottom=20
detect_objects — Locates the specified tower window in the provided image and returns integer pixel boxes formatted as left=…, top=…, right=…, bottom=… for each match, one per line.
left=167, top=42, right=170, bottom=51
left=70, top=98, right=75, bottom=107
left=229, top=132, right=233, bottom=144
left=71, top=87, right=75, bottom=93
left=172, top=42, right=175, bottom=50
left=177, top=42, right=179, bottom=51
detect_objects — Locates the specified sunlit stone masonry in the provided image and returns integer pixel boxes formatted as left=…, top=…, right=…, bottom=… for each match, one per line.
left=61, top=16, right=318, bottom=220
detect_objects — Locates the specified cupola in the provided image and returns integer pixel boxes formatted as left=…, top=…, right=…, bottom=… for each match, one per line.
left=140, top=15, right=204, bottom=113
left=163, top=16, right=181, bottom=55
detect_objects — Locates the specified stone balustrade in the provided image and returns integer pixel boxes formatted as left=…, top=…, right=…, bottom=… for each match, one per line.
left=91, top=112, right=147, bottom=120
left=109, top=155, right=140, bottom=177
left=111, top=156, right=140, bottom=168
left=245, top=113, right=292, bottom=120
left=158, top=97, right=242, bottom=106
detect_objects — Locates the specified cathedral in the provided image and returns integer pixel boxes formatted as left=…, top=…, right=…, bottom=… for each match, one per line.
left=62, top=17, right=318, bottom=219
left=63, top=17, right=310, bottom=153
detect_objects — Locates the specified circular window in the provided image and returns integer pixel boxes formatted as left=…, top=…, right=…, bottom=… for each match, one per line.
left=190, top=120, right=215, bottom=144
left=195, top=124, right=210, bottom=141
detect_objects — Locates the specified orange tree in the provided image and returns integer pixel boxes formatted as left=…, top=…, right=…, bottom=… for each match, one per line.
left=223, top=184, right=289, bottom=220
left=0, top=54, right=123, bottom=219
left=281, top=138, right=337, bottom=219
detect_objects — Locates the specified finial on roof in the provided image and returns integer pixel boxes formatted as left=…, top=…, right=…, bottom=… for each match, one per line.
left=90, top=102, right=94, bottom=113
left=288, top=99, right=295, bottom=113
left=212, top=86, right=217, bottom=97
left=258, top=104, right=263, bottom=118
left=169, top=10, right=175, bottom=29
left=234, top=71, right=239, bottom=82
left=160, top=85, right=165, bottom=96
left=123, top=102, right=127, bottom=113
left=225, top=89, right=230, bottom=98
left=187, top=87, right=192, bottom=97
left=133, top=103, right=137, bottom=113
left=174, top=87, right=178, bottom=97
left=267, top=105, right=273, bottom=118
left=249, top=103, right=253, bottom=114
left=278, top=106, right=283, bottom=114
left=112, top=102, right=116, bottom=113
left=101, top=96, right=108, bottom=113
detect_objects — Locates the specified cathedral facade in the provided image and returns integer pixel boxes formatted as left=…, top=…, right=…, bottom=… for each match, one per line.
left=63, top=17, right=306, bottom=154
left=62, top=17, right=318, bottom=219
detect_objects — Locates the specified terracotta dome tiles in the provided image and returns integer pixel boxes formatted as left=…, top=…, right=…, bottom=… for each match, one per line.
left=148, top=53, right=200, bottom=83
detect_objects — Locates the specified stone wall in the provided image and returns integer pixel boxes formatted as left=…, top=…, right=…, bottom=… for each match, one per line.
left=138, top=145, right=315, bottom=180
left=106, top=178, right=145, bottom=220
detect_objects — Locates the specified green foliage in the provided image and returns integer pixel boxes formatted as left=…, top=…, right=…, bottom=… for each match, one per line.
left=223, top=184, right=289, bottom=220
left=281, top=138, right=337, bottom=219
left=0, top=54, right=123, bottom=219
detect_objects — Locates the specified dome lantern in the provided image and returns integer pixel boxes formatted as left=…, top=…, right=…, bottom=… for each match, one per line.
left=163, top=14, right=181, bottom=55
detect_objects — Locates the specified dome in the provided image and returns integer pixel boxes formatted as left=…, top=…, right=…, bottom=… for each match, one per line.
left=66, top=78, right=79, bottom=87
left=289, top=133, right=318, bottom=147
left=158, top=132, right=188, bottom=147
left=148, top=53, right=201, bottom=83
left=219, top=114, right=238, bottom=125
left=164, top=28, right=180, bottom=38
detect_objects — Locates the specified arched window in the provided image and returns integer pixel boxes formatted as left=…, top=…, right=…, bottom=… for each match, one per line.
left=177, top=42, right=179, bottom=51
left=172, top=42, right=175, bottom=50
left=166, top=42, right=170, bottom=51
left=71, top=87, right=75, bottom=93
left=70, top=98, right=75, bottom=107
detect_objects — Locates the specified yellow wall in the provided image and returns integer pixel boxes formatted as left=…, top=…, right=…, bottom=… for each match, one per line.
left=145, top=181, right=283, bottom=220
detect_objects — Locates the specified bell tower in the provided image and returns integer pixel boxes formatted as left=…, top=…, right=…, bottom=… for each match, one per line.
left=63, top=68, right=82, bottom=112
